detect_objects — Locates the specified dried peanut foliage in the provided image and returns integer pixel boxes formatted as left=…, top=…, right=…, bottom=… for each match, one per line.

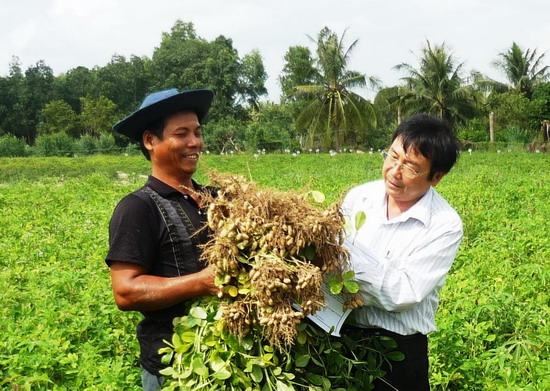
left=201, top=172, right=349, bottom=350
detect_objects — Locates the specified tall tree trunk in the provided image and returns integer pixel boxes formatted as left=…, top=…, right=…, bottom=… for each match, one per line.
left=489, top=112, right=495, bottom=142
left=397, top=105, right=402, bottom=125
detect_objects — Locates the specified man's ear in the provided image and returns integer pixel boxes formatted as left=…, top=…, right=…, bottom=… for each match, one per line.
left=430, top=172, right=445, bottom=187
left=142, top=130, right=156, bottom=153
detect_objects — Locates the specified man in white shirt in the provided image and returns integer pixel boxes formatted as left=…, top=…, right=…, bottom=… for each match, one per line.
left=342, top=114, right=463, bottom=391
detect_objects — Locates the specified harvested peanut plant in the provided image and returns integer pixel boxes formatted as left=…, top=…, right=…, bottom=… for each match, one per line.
left=160, top=173, right=396, bottom=390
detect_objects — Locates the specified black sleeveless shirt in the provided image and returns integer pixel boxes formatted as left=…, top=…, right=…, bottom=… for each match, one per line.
left=106, top=176, right=214, bottom=376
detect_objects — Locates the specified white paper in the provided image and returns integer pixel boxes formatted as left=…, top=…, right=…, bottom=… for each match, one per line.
left=294, top=282, right=352, bottom=337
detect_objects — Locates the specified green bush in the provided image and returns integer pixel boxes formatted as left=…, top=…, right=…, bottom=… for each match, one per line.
left=456, top=118, right=489, bottom=142
left=123, top=142, right=141, bottom=156
left=0, top=134, right=28, bottom=157
left=76, top=135, right=98, bottom=155
left=97, top=134, right=118, bottom=154
left=34, top=133, right=76, bottom=157
left=498, top=126, right=532, bottom=144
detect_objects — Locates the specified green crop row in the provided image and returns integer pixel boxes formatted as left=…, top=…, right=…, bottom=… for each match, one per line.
left=0, top=152, right=548, bottom=390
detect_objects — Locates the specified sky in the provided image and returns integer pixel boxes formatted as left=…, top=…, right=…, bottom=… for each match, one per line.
left=2, top=0, right=550, bottom=102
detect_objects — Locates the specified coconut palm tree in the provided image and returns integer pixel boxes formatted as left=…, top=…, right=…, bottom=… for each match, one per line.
left=394, top=41, right=480, bottom=127
left=294, top=27, right=378, bottom=150
left=374, top=85, right=412, bottom=126
left=483, top=42, right=550, bottom=99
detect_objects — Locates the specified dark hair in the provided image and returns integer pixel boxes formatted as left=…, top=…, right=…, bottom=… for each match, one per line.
left=139, top=117, right=165, bottom=160
left=392, top=114, right=459, bottom=180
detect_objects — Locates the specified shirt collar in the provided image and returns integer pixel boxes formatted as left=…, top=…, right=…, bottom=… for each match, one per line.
left=383, top=187, right=434, bottom=226
left=145, top=176, right=204, bottom=198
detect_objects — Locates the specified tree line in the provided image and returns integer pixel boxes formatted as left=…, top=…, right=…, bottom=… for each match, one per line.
left=0, top=20, right=549, bottom=157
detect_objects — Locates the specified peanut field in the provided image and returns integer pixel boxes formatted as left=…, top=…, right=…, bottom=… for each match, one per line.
left=0, top=152, right=548, bottom=390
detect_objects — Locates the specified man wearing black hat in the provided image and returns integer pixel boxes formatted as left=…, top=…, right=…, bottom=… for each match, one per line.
left=106, top=88, right=219, bottom=390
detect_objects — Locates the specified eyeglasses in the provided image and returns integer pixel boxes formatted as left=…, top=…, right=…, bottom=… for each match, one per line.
left=381, top=150, right=429, bottom=179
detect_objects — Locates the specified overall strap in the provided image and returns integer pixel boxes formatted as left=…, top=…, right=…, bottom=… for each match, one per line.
left=140, top=186, right=199, bottom=276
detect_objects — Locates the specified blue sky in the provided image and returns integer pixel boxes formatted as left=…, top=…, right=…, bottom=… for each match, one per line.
left=2, top=0, right=549, bottom=101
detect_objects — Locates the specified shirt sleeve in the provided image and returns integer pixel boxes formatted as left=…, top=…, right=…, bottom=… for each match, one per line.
left=345, top=218, right=463, bottom=312
left=105, top=194, right=159, bottom=270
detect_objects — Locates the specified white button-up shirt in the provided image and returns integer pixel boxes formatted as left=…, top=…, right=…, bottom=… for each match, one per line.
left=341, top=180, right=463, bottom=335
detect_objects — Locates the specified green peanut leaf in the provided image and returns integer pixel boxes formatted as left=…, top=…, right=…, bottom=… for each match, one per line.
left=192, top=356, right=209, bottom=376
left=241, top=335, right=254, bottom=351
left=180, top=331, right=196, bottom=343
left=224, top=285, right=238, bottom=297
left=309, top=190, right=326, bottom=203
left=385, top=351, right=405, bottom=361
left=344, top=280, right=360, bottom=294
left=294, top=353, right=310, bottom=368
left=276, top=380, right=295, bottom=391
left=306, top=373, right=324, bottom=386
left=212, top=368, right=232, bottom=380
left=159, top=367, right=176, bottom=377
left=171, top=333, right=182, bottom=348
left=209, top=355, right=226, bottom=372
left=190, top=306, right=207, bottom=320
left=322, top=376, right=331, bottom=391
left=329, top=281, right=344, bottom=295
left=354, top=211, right=366, bottom=231
left=250, top=365, right=263, bottom=383
left=262, top=353, right=274, bottom=364
left=342, top=270, right=355, bottom=280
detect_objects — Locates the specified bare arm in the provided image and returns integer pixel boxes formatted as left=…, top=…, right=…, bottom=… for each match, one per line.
left=109, top=261, right=219, bottom=311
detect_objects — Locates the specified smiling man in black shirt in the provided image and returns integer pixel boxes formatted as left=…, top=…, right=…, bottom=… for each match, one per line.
left=106, top=88, right=219, bottom=390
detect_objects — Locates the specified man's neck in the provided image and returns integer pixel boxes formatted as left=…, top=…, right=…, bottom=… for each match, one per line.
left=151, top=170, right=194, bottom=194
left=386, top=195, right=420, bottom=220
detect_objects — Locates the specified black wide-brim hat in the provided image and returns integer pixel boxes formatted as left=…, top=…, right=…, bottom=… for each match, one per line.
left=113, top=88, right=214, bottom=141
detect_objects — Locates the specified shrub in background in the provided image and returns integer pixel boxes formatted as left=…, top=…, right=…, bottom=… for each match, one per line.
left=97, top=134, right=118, bottom=154
left=456, top=118, right=489, bottom=142
left=498, top=126, right=531, bottom=144
left=123, top=142, right=141, bottom=156
left=34, top=133, right=75, bottom=157
left=76, top=135, right=98, bottom=155
left=0, top=134, right=28, bottom=157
